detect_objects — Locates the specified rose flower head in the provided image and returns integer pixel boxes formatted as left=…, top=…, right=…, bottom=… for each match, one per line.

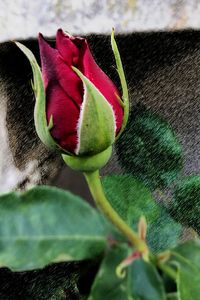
left=40, top=29, right=124, bottom=155
left=16, top=29, right=129, bottom=171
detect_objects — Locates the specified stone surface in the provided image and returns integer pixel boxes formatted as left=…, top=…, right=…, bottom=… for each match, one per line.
left=1, top=0, right=200, bottom=42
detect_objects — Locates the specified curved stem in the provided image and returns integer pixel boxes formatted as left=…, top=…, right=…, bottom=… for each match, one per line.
left=84, top=170, right=149, bottom=255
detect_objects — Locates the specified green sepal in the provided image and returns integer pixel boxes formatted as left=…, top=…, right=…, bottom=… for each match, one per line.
left=111, top=29, right=129, bottom=139
left=62, top=146, right=112, bottom=172
left=48, top=115, right=53, bottom=130
left=15, top=42, right=70, bottom=154
left=72, top=67, right=116, bottom=156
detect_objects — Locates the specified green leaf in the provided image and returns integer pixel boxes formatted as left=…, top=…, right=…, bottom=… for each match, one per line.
left=168, top=240, right=200, bottom=300
left=131, top=259, right=166, bottom=300
left=15, top=42, right=66, bottom=153
left=102, top=175, right=182, bottom=252
left=88, top=244, right=132, bottom=300
left=177, top=263, right=200, bottom=300
left=169, top=175, right=200, bottom=233
left=72, top=67, right=115, bottom=156
left=0, top=186, right=110, bottom=271
left=116, top=105, right=183, bottom=190
left=171, top=240, right=200, bottom=268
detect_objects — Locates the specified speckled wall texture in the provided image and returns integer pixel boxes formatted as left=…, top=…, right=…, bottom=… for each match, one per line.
left=1, top=0, right=200, bottom=41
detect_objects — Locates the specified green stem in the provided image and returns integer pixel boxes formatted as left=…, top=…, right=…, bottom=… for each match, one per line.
left=84, top=170, right=149, bottom=255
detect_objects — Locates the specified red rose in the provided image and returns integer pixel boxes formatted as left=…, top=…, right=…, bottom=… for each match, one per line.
left=38, top=29, right=124, bottom=155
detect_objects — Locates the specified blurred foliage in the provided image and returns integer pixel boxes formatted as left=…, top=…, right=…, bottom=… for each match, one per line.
left=116, top=104, right=183, bottom=190
left=147, top=206, right=182, bottom=253
left=103, top=174, right=159, bottom=225
left=169, top=175, right=200, bottom=233
left=103, top=175, right=182, bottom=252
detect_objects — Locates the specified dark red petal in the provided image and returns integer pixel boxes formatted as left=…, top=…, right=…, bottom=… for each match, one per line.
left=38, top=33, right=83, bottom=106
left=38, top=33, right=83, bottom=153
left=56, top=29, right=79, bottom=65
left=38, top=33, right=58, bottom=88
left=46, top=83, right=79, bottom=153
left=79, top=42, right=124, bottom=134
left=55, top=59, right=83, bottom=107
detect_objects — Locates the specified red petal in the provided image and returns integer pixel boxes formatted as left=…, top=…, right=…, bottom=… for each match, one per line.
left=78, top=41, right=124, bottom=134
left=38, top=33, right=83, bottom=153
left=46, top=83, right=79, bottom=153
left=56, top=29, right=79, bottom=65
left=38, top=33, right=83, bottom=105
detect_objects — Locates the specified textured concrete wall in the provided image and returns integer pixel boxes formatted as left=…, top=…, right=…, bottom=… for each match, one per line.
left=1, top=0, right=200, bottom=42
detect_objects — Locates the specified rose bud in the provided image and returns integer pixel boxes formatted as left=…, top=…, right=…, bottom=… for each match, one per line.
left=37, top=29, right=124, bottom=156
left=16, top=29, right=129, bottom=171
